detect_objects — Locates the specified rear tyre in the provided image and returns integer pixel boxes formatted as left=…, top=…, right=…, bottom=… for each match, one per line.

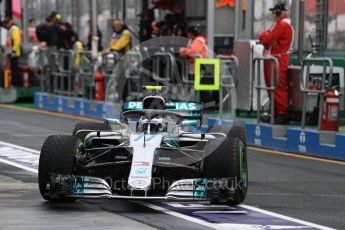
left=38, top=135, right=80, bottom=202
left=203, top=137, right=248, bottom=205
left=229, top=121, right=246, bottom=146
left=72, top=122, right=111, bottom=140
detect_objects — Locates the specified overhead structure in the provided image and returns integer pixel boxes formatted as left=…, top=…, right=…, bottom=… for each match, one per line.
left=315, top=0, right=328, bottom=54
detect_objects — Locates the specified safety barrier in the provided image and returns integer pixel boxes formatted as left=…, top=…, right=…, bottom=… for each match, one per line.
left=253, top=55, right=280, bottom=125
left=38, top=48, right=195, bottom=102
left=124, top=48, right=143, bottom=97
left=76, top=50, right=94, bottom=99
left=101, top=52, right=121, bottom=87
left=36, top=48, right=50, bottom=92
left=36, top=48, right=242, bottom=116
left=51, top=49, right=74, bottom=96
left=218, top=55, right=239, bottom=119
left=38, top=48, right=243, bottom=105
left=38, top=49, right=122, bottom=100
left=300, top=57, right=333, bottom=130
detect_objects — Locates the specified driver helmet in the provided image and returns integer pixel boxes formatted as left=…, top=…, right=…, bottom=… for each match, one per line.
left=137, top=117, right=165, bottom=133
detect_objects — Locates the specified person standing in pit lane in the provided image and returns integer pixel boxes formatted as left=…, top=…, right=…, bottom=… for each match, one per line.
left=180, top=26, right=211, bottom=105
left=259, top=3, right=294, bottom=125
left=3, top=17, right=22, bottom=87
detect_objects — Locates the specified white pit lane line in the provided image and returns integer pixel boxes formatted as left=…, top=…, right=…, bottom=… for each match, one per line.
left=0, top=140, right=335, bottom=230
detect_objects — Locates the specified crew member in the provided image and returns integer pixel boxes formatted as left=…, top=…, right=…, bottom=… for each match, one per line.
left=259, top=3, right=294, bottom=124
left=179, top=26, right=208, bottom=74
left=180, top=26, right=208, bottom=59
left=106, top=19, right=131, bottom=55
left=3, top=17, right=22, bottom=87
left=180, top=26, right=210, bottom=105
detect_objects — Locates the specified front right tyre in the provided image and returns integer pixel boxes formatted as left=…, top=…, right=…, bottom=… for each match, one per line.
left=203, top=136, right=248, bottom=205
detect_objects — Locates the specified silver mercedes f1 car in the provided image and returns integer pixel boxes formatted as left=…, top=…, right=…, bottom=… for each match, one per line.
left=38, top=86, right=248, bottom=205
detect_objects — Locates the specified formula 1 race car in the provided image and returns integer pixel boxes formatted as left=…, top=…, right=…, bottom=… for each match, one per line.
left=38, top=86, right=248, bottom=205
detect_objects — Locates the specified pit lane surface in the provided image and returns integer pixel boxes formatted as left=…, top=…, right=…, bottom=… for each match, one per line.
left=0, top=105, right=344, bottom=229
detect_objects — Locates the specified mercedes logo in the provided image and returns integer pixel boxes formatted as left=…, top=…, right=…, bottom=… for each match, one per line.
left=299, top=131, right=306, bottom=144
left=255, top=126, right=261, bottom=137
left=132, top=180, right=147, bottom=187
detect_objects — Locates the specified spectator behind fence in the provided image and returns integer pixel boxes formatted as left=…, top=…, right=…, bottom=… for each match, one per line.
left=86, top=19, right=103, bottom=52
left=139, top=10, right=154, bottom=42
left=71, top=32, right=84, bottom=67
left=105, top=19, right=131, bottom=55
left=53, top=12, right=77, bottom=50
left=36, top=14, right=59, bottom=48
left=2, top=17, right=22, bottom=87
left=173, top=21, right=187, bottom=37
left=172, top=13, right=187, bottom=37
left=159, top=13, right=174, bottom=36
left=28, top=18, right=39, bottom=43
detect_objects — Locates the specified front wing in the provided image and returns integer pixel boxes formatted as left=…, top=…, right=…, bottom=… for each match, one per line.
left=47, top=174, right=235, bottom=201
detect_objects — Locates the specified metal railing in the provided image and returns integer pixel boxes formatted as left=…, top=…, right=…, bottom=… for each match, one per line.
left=218, top=55, right=239, bottom=119
left=39, top=49, right=239, bottom=112
left=124, top=49, right=143, bottom=97
left=76, top=50, right=94, bottom=99
left=300, top=57, right=333, bottom=129
left=49, top=49, right=75, bottom=96
left=152, top=51, right=175, bottom=83
left=35, top=48, right=49, bottom=92
left=254, top=55, right=280, bottom=125
left=101, top=52, right=121, bottom=88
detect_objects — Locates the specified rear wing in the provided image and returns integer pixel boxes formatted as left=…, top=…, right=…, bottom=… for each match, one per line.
left=123, top=101, right=201, bottom=116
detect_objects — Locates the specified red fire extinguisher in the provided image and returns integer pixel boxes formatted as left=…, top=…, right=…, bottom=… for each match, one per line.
left=321, top=90, right=340, bottom=131
left=22, top=66, right=30, bottom=88
left=94, top=70, right=104, bottom=101
left=74, top=74, right=80, bottom=91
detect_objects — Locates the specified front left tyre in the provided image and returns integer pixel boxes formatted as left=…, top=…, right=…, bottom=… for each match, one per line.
left=38, top=135, right=80, bottom=202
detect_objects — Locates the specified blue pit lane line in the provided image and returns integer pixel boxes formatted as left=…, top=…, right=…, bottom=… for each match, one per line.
left=0, top=140, right=335, bottom=230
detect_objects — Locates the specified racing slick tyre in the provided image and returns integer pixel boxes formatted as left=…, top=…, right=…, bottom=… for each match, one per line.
left=72, top=122, right=111, bottom=140
left=38, top=135, right=80, bottom=202
left=208, top=121, right=246, bottom=145
left=203, top=137, right=248, bottom=205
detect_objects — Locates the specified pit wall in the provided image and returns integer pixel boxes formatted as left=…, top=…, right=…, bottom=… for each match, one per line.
left=35, top=92, right=345, bottom=161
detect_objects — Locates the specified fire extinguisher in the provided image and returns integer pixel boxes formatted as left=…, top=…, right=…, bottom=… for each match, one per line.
left=4, top=66, right=11, bottom=88
left=74, top=74, right=80, bottom=91
left=321, top=90, right=340, bottom=131
left=22, top=66, right=30, bottom=88
left=94, top=70, right=104, bottom=101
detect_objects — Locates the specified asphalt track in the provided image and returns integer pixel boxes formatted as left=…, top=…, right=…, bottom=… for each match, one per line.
left=0, top=105, right=344, bottom=229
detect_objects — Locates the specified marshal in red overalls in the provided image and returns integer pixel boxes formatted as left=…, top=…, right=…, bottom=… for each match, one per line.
left=259, top=4, right=294, bottom=122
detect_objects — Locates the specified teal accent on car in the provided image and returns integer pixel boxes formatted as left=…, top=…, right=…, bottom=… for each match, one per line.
left=193, top=178, right=208, bottom=198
